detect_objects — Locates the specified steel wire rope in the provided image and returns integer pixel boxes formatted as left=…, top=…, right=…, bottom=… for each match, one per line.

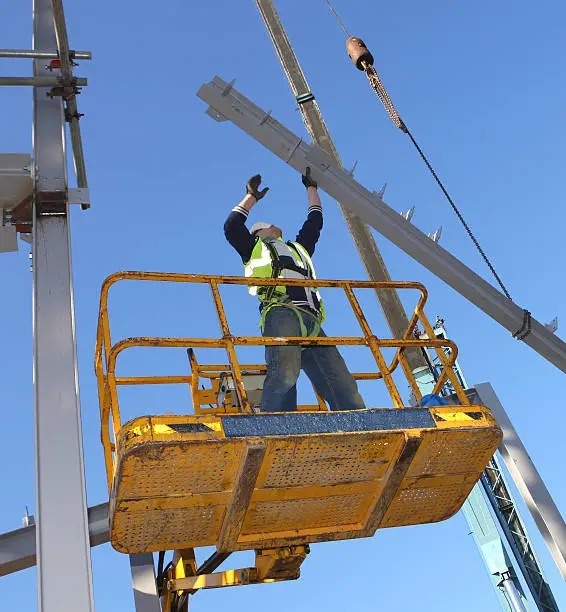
left=325, top=1, right=514, bottom=301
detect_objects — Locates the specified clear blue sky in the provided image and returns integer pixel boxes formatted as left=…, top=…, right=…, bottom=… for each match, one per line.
left=1, top=0, right=565, bottom=610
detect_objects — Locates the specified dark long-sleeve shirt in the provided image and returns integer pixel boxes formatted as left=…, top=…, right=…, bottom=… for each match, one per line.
left=224, top=205, right=324, bottom=313
left=223, top=206, right=323, bottom=264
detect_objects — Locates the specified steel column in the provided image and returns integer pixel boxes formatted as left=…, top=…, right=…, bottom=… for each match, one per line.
left=197, top=76, right=566, bottom=374
left=129, top=554, right=161, bottom=612
left=461, top=487, right=527, bottom=611
left=475, top=383, right=566, bottom=580
left=501, top=579, right=529, bottom=612
left=32, top=0, right=94, bottom=610
left=427, top=322, right=556, bottom=611
left=255, top=0, right=426, bottom=369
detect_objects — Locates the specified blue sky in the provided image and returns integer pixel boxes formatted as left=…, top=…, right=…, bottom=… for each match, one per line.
left=1, top=0, right=565, bottom=610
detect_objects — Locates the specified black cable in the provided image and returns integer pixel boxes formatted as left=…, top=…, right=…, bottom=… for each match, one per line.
left=323, top=0, right=515, bottom=301
left=360, top=63, right=513, bottom=300
left=403, top=126, right=513, bottom=300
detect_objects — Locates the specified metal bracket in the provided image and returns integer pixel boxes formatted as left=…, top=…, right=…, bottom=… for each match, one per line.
left=68, top=187, right=90, bottom=207
left=221, top=78, right=236, bottom=96
left=348, top=160, right=358, bottom=176
left=205, top=106, right=228, bottom=122
left=258, top=109, right=273, bottom=126
left=285, top=137, right=302, bottom=162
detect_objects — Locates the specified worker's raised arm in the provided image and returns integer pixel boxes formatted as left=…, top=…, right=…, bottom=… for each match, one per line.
left=296, top=167, right=323, bottom=256
left=224, top=175, right=269, bottom=263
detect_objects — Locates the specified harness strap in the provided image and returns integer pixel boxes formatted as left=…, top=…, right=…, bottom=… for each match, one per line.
left=260, top=302, right=321, bottom=339
left=259, top=239, right=284, bottom=303
left=256, top=239, right=322, bottom=337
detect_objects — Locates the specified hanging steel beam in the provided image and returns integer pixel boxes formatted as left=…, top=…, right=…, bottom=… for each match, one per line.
left=475, top=383, right=566, bottom=581
left=197, top=76, right=566, bottom=374
left=255, top=0, right=426, bottom=370
left=32, top=0, right=94, bottom=609
left=0, top=502, right=109, bottom=577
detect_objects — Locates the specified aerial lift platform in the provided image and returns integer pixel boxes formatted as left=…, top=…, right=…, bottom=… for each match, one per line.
left=95, top=272, right=501, bottom=603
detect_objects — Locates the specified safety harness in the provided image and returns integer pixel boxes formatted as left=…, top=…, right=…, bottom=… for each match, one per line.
left=248, top=238, right=324, bottom=338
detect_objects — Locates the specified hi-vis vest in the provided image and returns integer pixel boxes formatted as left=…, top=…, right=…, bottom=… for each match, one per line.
left=244, top=237, right=325, bottom=325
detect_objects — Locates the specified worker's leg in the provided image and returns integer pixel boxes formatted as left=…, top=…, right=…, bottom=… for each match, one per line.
left=261, top=307, right=302, bottom=412
left=302, top=327, right=366, bottom=412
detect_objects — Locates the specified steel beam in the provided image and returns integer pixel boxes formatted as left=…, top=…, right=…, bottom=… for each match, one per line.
left=0, top=76, right=87, bottom=86
left=197, top=76, right=566, bottom=374
left=130, top=554, right=161, bottom=612
left=32, top=0, right=94, bottom=610
left=0, top=502, right=109, bottom=577
left=0, top=49, right=91, bottom=59
left=475, top=383, right=566, bottom=580
left=255, top=0, right=426, bottom=370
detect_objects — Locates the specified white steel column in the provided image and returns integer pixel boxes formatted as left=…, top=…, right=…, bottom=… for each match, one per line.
left=32, top=0, right=94, bottom=610
left=475, top=383, right=566, bottom=580
left=129, top=554, right=161, bottom=612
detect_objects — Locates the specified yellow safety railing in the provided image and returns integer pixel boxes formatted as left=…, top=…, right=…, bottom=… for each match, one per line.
left=95, top=272, right=470, bottom=490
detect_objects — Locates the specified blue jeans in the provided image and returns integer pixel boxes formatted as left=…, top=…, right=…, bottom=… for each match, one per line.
left=260, top=306, right=366, bottom=413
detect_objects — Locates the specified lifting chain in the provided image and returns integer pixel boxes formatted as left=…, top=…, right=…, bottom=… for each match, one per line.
left=363, top=63, right=407, bottom=133
left=340, top=26, right=515, bottom=302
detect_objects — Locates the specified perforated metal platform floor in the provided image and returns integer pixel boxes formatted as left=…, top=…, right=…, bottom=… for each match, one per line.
left=109, top=406, right=502, bottom=553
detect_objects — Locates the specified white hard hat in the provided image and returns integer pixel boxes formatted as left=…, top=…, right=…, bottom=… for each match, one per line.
left=250, top=222, right=272, bottom=235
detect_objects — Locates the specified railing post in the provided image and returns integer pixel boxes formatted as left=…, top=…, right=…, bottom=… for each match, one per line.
left=417, top=312, right=469, bottom=404
left=343, top=284, right=404, bottom=408
left=209, top=281, right=252, bottom=413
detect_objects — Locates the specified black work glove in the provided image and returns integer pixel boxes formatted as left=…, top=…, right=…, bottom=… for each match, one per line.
left=301, top=166, right=317, bottom=189
left=246, top=174, right=269, bottom=201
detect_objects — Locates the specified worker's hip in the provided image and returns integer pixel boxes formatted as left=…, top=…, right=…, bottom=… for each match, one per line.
left=261, top=304, right=322, bottom=340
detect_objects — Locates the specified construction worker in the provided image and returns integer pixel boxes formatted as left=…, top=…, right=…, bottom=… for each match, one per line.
left=224, top=169, right=365, bottom=413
